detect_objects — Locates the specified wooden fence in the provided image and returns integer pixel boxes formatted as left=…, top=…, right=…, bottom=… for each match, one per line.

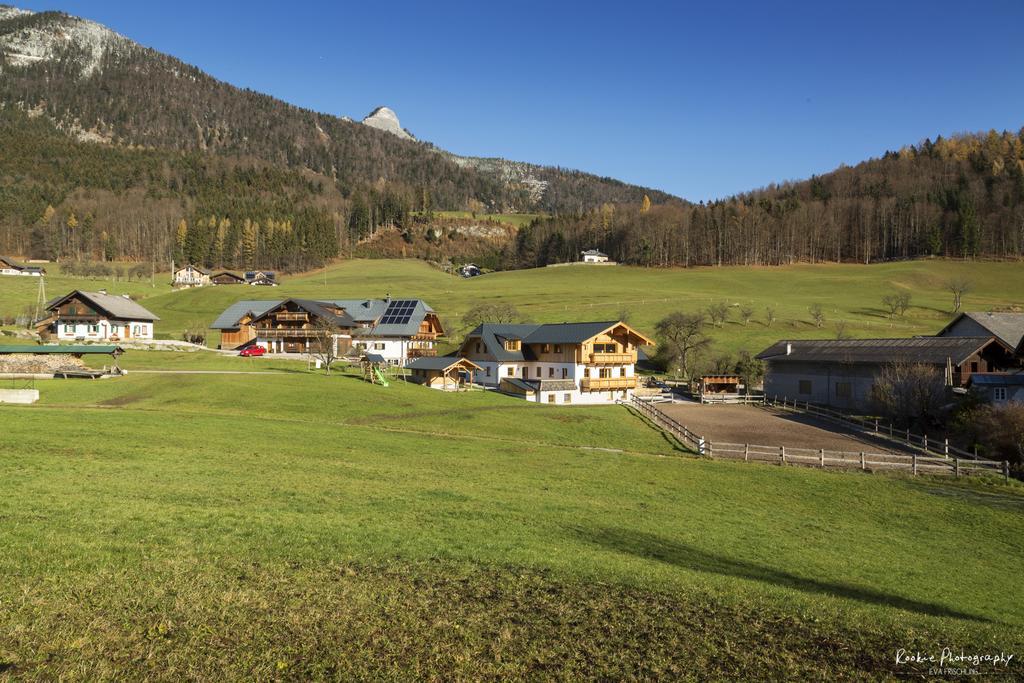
left=763, top=394, right=978, bottom=459
left=627, top=397, right=1009, bottom=481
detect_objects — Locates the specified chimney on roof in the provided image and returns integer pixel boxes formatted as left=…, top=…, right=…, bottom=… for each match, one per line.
left=786, top=342, right=792, bottom=356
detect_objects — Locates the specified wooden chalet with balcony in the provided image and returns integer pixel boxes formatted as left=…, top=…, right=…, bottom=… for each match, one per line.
left=456, top=320, right=654, bottom=405
left=210, top=297, right=443, bottom=362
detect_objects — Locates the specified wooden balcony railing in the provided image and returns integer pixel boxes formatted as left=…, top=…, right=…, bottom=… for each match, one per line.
left=257, top=328, right=318, bottom=339
left=407, top=348, right=437, bottom=358
left=581, top=376, right=636, bottom=391
left=589, top=352, right=634, bottom=364
left=273, top=312, right=308, bottom=321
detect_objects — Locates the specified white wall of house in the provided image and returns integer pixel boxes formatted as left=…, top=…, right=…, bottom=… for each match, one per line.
left=0, top=267, right=41, bottom=276
left=58, top=319, right=153, bottom=341
left=471, top=360, right=635, bottom=405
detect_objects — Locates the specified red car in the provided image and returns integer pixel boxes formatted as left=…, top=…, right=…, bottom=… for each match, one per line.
left=239, top=346, right=266, bottom=357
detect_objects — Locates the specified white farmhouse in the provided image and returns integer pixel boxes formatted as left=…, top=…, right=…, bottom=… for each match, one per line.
left=580, top=249, right=610, bottom=264
left=457, top=321, right=653, bottom=405
left=38, top=290, right=160, bottom=341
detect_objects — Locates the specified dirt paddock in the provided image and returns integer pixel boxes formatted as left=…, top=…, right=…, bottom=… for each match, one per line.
left=657, top=403, right=903, bottom=454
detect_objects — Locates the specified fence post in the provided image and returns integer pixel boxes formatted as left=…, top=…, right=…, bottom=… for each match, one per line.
left=912, top=453, right=917, bottom=476
left=706, top=440, right=712, bottom=458
left=906, top=428, right=911, bottom=447
left=1005, top=461, right=1010, bottom=484
left=944, top=438, right=949, bottom=457
left=744, top=443, right=749, bottom=461
left=954, top=458, right=960, bottom=478
left=819, top=448, right=825, bottom=468
left=923, top=434, right=928, bottom=454
left=874, top=418, right=879, bottom=433
left=780, top=445, right=786, bottom=464
left=860, top=452, right=866, bottom=470
left=889, top=423, right=893, bottom=438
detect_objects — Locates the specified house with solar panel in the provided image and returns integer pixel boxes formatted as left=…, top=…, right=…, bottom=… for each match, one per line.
left=209, top=297, right=442, bottom=362
left=454, top=321, right=654, bottom=405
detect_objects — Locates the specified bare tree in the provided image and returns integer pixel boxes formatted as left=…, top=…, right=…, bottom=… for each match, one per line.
left=310, top=319, right=340, bottom=375
left=462, top=302, right=522, bottom=330
left=834, top=320, right=850, bottom=340
left=946, top=278, right=972, bottom=314
left=881, top=293, right=901, bottom=319
left=765, top=305, right=777, bottom=328
left=871, top=362, right=946, bottom=427
left=654, top=312, right=710, bottom=379
left=896, top=291, right=912, bottom=317
left=809, top=303, right=826, bottom=328
left=739, top=304, right=755, bottom=326
left=707, top=302, right=730, bottom=328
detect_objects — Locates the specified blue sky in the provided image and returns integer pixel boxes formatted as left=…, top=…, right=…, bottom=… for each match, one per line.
left=12, top=0, right=1024, bottom=201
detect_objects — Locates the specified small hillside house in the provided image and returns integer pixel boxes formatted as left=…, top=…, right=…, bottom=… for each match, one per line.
left=969, top=373, right=1024, bottom=405
left=245, top=270, right=278, bottom=286
left=172, top=264, right=211, bottom=288
left=406, top=356, right=482, bottom=391
left=456, top=320, right=654, bottom=405
left=756, top=336, right=1018, bottom=411
left=210, top=270, right=246, bottom=285
left=580, top=249, right=609, bottom=264
left=0, top=255, right=45, bottom=276
left=38, top=290, right=160, bottom=341
left=210, top=297, right=443, bottom=363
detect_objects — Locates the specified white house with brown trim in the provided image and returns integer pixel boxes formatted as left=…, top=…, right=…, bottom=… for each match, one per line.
left=37, top=290, right=160, bottom=341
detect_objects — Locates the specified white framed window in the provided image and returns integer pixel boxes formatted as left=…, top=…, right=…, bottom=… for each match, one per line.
left=994, top=387, right=1008, bottom=402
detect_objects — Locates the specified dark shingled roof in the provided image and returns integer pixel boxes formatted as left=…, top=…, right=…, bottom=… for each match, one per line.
left=46, top=291, right=159, bottom=321
left=938, top=312, right=1024, bottom=351
left=756, top=336, right=1004, bottom=366
left=969, top=373, right=1024, bottom=387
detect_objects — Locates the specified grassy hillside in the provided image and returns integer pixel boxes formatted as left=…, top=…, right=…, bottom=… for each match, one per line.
left=1, top=368, right=1022, bottom=677
left=5, top=258, right=1022, bottom=357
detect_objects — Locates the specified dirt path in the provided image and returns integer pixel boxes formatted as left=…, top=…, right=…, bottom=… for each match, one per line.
left=657, top=403, right=903, bottom=454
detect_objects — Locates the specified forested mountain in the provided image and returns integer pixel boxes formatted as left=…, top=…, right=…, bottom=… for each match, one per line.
left=0, top=5, right=674, bottom=269
left=2, top=5, right=1022, bottom=273
left=515, top=130, right=1024, bottom=267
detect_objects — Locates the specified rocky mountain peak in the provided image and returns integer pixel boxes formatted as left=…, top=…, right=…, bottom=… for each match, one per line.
left=0, top=6, right=133, bottom=76
left=361, top=106, right=415, bottom=141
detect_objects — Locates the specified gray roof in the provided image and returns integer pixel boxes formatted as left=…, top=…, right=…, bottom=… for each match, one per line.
left=581, top=249, right=607, bottom=257
left=970, top=373, right=1024, bottom=387
left=467, top=321, right=625, bottom=361
left=502, top=378, right=577, bottom=393
left=0, top=255, right=44, bottom=273
left=363, top=353, right=387, bottom=364
left=209, top=297, right=435, bottom=337
left=209, top=300, right=279, bottom=329
left=938, top=312, right=1024, bottom=351
left=405, top=356, right=479, bottom=371
left=756, top=336, right=1004, bottom=366
left=47, top=290, right=159, bottom=321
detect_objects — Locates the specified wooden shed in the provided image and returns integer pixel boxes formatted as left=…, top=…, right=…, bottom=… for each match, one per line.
left=405, top=356, right=482, bottom=391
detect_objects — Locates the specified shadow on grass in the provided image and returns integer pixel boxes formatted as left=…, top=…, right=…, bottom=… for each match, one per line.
left=574, top=526, right=992, bottom=623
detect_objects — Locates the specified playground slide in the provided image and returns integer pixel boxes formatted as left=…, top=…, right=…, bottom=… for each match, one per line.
left=373, top=367, right=390, bottom=386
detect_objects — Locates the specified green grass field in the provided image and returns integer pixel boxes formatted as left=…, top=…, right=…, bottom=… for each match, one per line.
left=2, top=366, right=1023, bottom=678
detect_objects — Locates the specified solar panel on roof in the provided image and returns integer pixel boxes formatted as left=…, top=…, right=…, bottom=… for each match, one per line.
left=379, top=299, right=417, bottom=325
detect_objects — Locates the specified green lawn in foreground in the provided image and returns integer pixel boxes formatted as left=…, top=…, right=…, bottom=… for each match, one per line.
left=4, top=258, right=1023, bottom=357
left=1, top=368, right=1022, bottom=678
